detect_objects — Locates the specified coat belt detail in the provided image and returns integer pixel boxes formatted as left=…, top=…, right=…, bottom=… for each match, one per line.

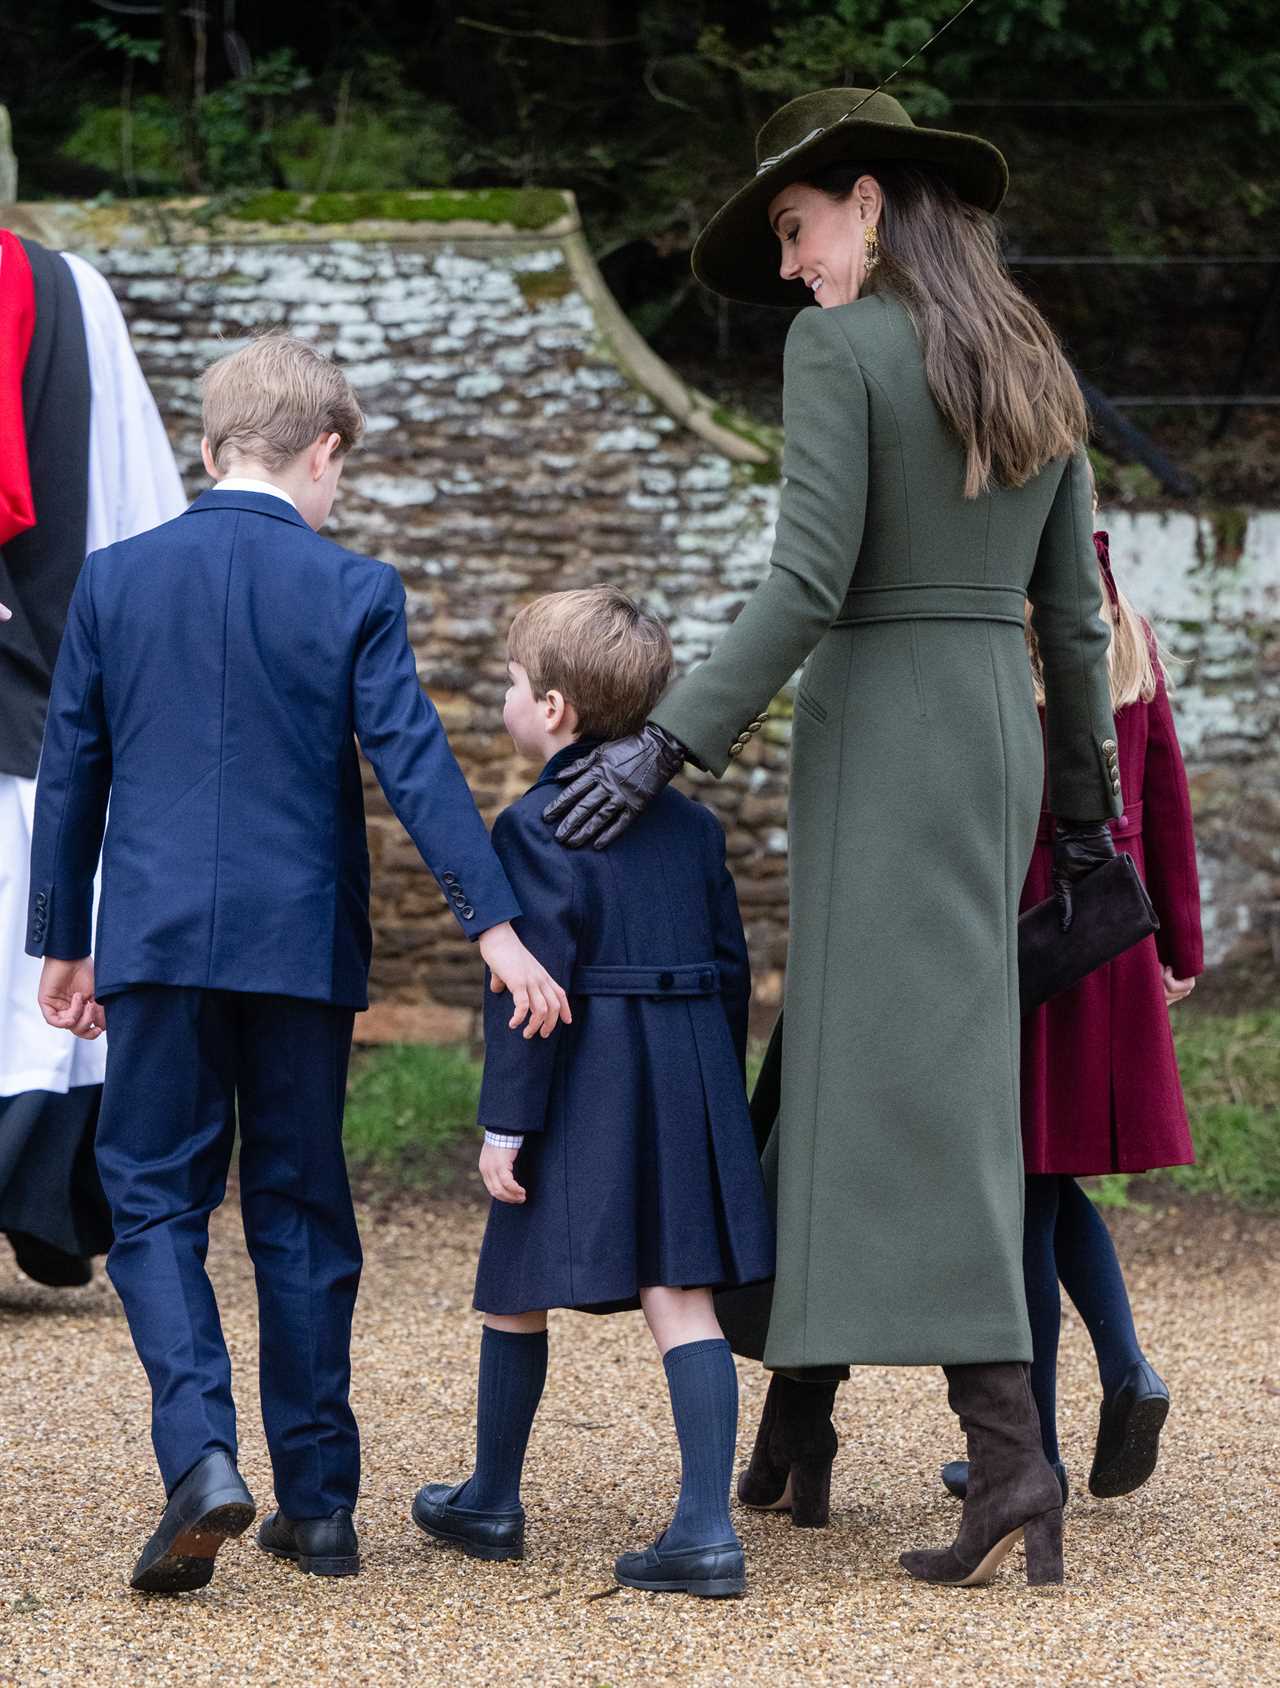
left=571, top=963, right=720, bottom=996
left=832, top=581, right=1028, bottom=628
left=1036, top=799, right=1144, bottom=846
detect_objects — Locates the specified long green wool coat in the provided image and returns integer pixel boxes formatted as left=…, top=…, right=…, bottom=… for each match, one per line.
left=651, top=293, right=1121, bottom=1369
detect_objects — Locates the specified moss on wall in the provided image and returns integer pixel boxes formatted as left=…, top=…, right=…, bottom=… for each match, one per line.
left=226, top=187, right=567, bottom=230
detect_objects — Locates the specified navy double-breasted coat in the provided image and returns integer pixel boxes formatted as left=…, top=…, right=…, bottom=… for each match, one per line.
left=473, top=743, right=775, bottom=1315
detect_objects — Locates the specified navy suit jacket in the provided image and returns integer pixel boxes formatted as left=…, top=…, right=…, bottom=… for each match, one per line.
left=26, top=489, right=519, bottom=1008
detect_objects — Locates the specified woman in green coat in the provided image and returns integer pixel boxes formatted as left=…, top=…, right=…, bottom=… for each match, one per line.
left=546, top=88, right=1122, bottom=1588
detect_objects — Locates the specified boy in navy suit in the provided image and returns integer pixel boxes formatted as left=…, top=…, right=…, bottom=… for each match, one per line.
left=410, top=587, right=773, bottom=1598
left=27, top=335, right=569, bottom=1593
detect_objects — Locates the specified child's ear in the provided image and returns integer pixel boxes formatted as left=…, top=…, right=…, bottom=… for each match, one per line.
left=200, top=437, right=219, bottom=479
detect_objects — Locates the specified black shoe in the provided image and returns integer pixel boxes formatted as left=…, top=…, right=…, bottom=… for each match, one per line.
left=130, top=1451, right=255, bottom=1594
left=7, top=1231, right=93, bottom=1287
left=1089, top=1360, right=1170, bottom=1498
left=257, top=1508, right=359, bottom=1577
left=940, top=1457, right=1069, bottom=1506
left=614, top=1534, right=746, bottom=1599
left=411, top=1481, right=524, bottom=1562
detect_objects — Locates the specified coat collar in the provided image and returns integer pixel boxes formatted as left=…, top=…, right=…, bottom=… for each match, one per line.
left=186, top=488, right=311, bottom=530
left=530, top=738, right=602, bottom=792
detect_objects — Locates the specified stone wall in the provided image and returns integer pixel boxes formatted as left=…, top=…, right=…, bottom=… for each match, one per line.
left=6, top=192, right=1277, bottom=1035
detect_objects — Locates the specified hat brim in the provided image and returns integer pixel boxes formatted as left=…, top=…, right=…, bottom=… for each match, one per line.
left=691, top=118, right=1009, bottom=308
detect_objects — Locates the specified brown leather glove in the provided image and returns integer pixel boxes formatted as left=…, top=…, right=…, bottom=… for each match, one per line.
left=542, top=722, right=687, bottom=849
left=1052, top=819, right=1118, bottom=932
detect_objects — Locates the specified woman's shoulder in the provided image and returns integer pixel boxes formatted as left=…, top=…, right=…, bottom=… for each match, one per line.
left=784, top=294, right=913, bottom=375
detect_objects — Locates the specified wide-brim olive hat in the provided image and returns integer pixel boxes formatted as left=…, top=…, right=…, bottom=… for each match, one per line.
left=692, top=86, right=1008, bottom=308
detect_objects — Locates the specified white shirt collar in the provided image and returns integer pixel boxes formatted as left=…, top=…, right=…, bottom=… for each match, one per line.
left=212, top=476, right=299, bottom=511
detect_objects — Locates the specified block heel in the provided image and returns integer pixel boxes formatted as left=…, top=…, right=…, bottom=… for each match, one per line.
left=1023, top=1507, right=1064, bottom=1586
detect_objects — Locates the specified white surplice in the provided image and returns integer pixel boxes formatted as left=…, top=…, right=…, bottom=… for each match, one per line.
left=0, top=253, right=186, bottom=1096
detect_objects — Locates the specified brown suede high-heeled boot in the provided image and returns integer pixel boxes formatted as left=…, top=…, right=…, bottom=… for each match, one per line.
left=737, top=1372, right=840, bottom=1527
left=900, top=1363, right=1065, bottom=1587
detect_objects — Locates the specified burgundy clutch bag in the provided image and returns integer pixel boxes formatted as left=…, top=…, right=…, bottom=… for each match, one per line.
left=1017, top=852, right=1159, bottom=1015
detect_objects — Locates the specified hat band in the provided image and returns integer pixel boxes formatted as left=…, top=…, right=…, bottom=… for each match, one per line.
left=756, top=125, right=827, bottom=176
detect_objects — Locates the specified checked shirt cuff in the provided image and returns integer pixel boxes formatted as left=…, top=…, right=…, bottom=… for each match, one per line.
left=483, top=1130, right=525, bottom=1150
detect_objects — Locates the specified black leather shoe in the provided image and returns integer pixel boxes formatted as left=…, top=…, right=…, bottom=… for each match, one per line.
left=614, top=1535, right=745, bottom=1599
left=1089, top=1360, right=1170, bottom=1498
left=7, top=1231, right=93, bottom=1287
left=411, top=1481, right=524, bottom=1562
left=257, top=1507, right=359, bottom=1577
left=130, top=1451, right=255, bottom=1593
left=941, top=1457, right=1069, bottom=1506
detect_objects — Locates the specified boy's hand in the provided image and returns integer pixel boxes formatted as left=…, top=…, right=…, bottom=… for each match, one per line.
left=38, top=956, right=105, bottom=1039
left=1162, top=966, right=1195, bottom=1006
left=479, top=922, right=572, bottom=1040
left=479, top=1142, right=526, bottom=1203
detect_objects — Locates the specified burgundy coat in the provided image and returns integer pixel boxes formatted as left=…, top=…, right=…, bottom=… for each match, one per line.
left=1020, top=537, right=1204, bottom=1176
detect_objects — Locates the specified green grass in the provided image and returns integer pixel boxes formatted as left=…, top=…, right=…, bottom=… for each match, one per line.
left=343, top=1043, right=481, bottom=1184
left=343, top=1010, right=1280, bottom=1205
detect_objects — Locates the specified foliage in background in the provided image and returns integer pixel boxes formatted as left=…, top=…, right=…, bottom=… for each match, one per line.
left=2, top=1, right=1275, bottom=496
left=343, top=1009, right=1280, bottom=1206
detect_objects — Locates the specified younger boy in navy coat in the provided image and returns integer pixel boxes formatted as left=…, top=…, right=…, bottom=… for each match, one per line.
left=26, top=335, right=569, bottom=1593
left=410, top=587, right=773, bottom=1598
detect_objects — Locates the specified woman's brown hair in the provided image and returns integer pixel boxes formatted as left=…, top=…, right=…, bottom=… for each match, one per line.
left=805, top=161, right=1087, bottom=497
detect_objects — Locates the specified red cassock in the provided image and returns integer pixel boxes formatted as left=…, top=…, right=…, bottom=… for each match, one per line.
left=1020, top=593, right=1204, bottom=1177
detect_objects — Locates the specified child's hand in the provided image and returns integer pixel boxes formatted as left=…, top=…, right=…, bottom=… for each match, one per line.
left=479, top=921, right=572, bottom=1040
left=1162, top=965, right=1195, bottom=1006
left=37, top=956, right=105, bottom=1039
left=480, top=1142, right=526, bottom=1204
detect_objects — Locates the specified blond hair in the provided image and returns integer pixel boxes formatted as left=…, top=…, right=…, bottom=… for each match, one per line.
left=507, top=587, right=673, bottom=740
left=806, top=163, right=1087, bottom=497
left=1026, top=583, right=1170, bottom=710
left=201, top=335, right=365, bottom=472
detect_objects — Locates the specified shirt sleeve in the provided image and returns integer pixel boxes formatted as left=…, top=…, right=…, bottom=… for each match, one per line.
left=477, top=805, right=579, bottom=1136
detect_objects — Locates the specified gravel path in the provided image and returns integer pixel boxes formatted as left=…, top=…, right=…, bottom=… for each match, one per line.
left=2, top=1188, right=1276, bottom=1687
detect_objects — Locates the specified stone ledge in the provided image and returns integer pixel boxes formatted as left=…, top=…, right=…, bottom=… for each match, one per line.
left=355, top=1000, right=476, bottom=1047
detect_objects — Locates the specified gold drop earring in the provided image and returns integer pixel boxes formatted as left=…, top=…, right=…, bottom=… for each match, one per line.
left=863, top=223, right=880, bottom=274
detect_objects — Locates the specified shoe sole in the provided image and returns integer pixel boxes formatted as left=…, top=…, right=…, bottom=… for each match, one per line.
left=1089, top=1393, right=1169, bottom=1498
left=411, top=1499, right=523, bottom=1562
left=256, top=1536, right=360, bottom=1578
left=615, top=1569, right=746, bottom=1599
left=130, top=1500, right=256, bottom=1594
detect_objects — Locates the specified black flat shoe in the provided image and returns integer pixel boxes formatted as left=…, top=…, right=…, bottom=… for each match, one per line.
left=411, top=1481, right=524, bottom=1562
left=1089, top=1360, right=1170, bottom=1498
left=130, top=1451, right=255, bottom=1593
left=257, top=1508, right=359, bottom=1577
left=7, top=1231, right=93, bottom=1287
left=615, top=1535, right=746, bottom=1599
left=940, top=1458, right=1068, bottom=1506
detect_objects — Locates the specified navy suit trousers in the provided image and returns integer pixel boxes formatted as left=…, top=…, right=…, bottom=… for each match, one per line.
left=95, top=987, right=361, bottom=1516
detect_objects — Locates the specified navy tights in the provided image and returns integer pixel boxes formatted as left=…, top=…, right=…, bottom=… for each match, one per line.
left=1022, top=1174, right=1145, bottom=1464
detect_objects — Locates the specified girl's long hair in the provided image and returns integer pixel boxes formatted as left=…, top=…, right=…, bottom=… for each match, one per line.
left=805, top=161, right=1087, bottom=497
left=1025, top=583, right=1170, bottom=709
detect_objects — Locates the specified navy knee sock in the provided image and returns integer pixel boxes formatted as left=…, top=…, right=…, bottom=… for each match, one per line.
left=1022, top=1175, right=1064, bottom=1466
left=1054, top=1176, right=1144, bottom=1396
left=458, top=1326, right=548, bottom=1512
left=661, top=1338, right=739, bottom=1552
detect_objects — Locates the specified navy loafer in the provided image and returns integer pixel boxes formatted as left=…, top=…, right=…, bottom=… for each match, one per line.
left=614, top=1536, right=746, bottom=1599
left=130, top=1450, right=256, bottom=1594
left=257, top=1507, right=359, bottom=1577
left=411, top=1481, right=524, bottom=1562
left=1089, top=1360, right=1170, bottom=1498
